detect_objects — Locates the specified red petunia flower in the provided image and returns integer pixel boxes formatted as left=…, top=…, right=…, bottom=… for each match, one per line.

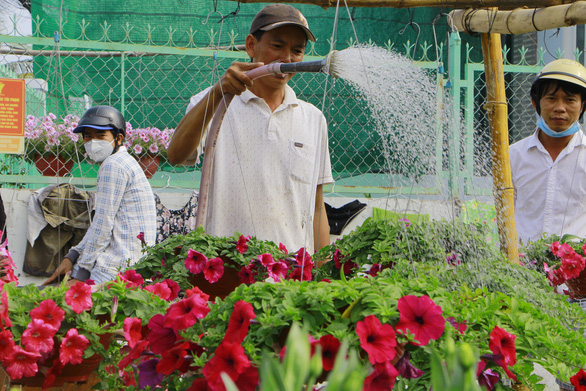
left=123, top=317, right=143, bottom=348
left=204, top=257, right=224, bottom=284
left=560, top=252, right=586, bottom=280
left=119, top=269, right=144, bottom=288
left=4, top=345, right=41, bottom=379
left=238, top=263, right=256, bottom=284
left=279, top=243, right=288, bottom=254
left=489, top=326, right=517, bottom=367
left=225, top=300, right=256, bottom=344
left=30, top=300, right=65, bottom=330
left=137, top=232, right=146, bottom=245
left=356, top=315, right=397, bottom=364
left=163, top=279, right=181, bottom=301
left=164, top=294, right=210, bottom=331
left=258, top=253, right=274, bottom=267
left=147, top=314, right=177, bottom=355
left=234, top=365, right=260, bottom=391
left=447, top=317, right=467, bottom=334
left=266, top=261, right=289, bottom=282
left=156, top=340, right=192, bottom=375
left=296, top=248, right=313, bottom=268
left=236, top=235, right=251, bottom=254
left=318, top=334, right=341, bottom=371
left=368, top=263, right=382, bottom=277
left=0, top=329, right=15, bottom=363
left=363, top=361, right=399, bottom=391
left=64, top=281, right=93, bottom=314
left=203, top=341, right=251, bottom=387
left=21, top=319, right=56, bottom=353
left=185, top=249, right=207, bottom=275
left=395, top=295, right=445, bottom=346
left=0, top=289, right=12, bottom=329
left=119, top=340, right=149, bottom=370
left=342, top=261, right=358, bottom=276
left=145, top=281, right=173, bottom=301
left=185, top=286, right=210, bottom=301
left=59, top=328, right=89, bottom=365
left=571, top=368, right=586, bottom=391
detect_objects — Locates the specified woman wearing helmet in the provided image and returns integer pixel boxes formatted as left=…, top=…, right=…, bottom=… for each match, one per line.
left=43, top=106, right=157, bottom=285
left=510, top=59, right=586, bottom=245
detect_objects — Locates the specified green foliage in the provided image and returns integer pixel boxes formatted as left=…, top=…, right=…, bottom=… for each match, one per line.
left=185, top=256, right=586, bottom=388
left=132, top=226, right=292, bottom=290
left=430, top=338, right=482, bottom=391
left=314, top=217, right=497, bottom=279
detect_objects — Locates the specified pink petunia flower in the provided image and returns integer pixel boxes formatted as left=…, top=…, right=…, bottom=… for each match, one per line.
left=356, top=315, right=397, bottom=365
left=123, top=317, right=143, bottom=348
left=21, top=319, right=56, bottom=353
left=395, top=295, right=445, bottom=346
left=258, top=253, right=274, bottom=267
left=30, top=300, right=65, bottom=330
left=0, top=329, right=16, bottom=362
left=64, top=282, right=93, bottom=314
left=4, top=345, right=41, bottom=379
left=184, top=249, right=207, bottom=275
left=279, top=243, right=288, bottom=254
left=59, top=328, right=89, bottom=365
left=477, top=360, right=500, bottom=390
left=267, top=261, right=289, bottom=282
left=204, top=257, right=224, bottom=284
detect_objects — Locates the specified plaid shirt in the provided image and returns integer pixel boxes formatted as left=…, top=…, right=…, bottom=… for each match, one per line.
left=72, top=147, right=156, bottom=279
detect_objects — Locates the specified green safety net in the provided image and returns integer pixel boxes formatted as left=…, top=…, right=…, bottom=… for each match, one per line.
left=31, top=0, right=482, bottom=179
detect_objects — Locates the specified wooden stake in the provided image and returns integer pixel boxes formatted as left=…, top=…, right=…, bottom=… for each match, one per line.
left=450, top=1, right=586, bottom=34
left=227, top=0, right=579, bottom=10
left=481, top=31, right=519, bottom=263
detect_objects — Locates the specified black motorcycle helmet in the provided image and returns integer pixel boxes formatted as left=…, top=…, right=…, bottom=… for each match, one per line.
left=73, top=106, right=126, bottom=138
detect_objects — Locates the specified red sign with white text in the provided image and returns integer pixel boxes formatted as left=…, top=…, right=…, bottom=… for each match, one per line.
left=0, top=78, right=25, bottom=154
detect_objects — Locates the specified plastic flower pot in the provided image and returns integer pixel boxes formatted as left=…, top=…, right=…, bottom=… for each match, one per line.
left=33, top=154, right=74, bottom=177
left=137, top=155, right=160, bottom=179
left=565, top=268, right=586, bottom=298
left=188, top=256, right=242, bottom=301
left=8, top=332, right=112, bottom=388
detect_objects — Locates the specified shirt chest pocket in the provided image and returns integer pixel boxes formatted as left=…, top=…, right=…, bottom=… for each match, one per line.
left=289, top=140, right=316, bottom=185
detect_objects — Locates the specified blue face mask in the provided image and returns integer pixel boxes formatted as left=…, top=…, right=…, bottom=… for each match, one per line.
left=537, top=116, right=581, bottom=138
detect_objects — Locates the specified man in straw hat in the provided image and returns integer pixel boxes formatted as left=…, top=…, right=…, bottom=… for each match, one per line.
left=168, top=4, right=333, bottom=254
left=510, top=59, right=586, bottom=245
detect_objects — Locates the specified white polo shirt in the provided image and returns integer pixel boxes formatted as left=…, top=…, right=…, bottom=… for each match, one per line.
left=510, top=129, right=586, bottom=243
left=187, top=85, right=334, bottom=253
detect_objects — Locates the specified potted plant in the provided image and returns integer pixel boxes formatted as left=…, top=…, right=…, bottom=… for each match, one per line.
left=123, top=124, right=174, bottom=178
left=132, top=227, right=309, bottom=300
left=24, top=113, right=82, bottom=176
left=0, top=268, right=170, bottom=389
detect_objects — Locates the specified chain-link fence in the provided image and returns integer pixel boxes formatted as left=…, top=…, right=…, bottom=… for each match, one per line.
left=0, top=10, right=570, bottom=200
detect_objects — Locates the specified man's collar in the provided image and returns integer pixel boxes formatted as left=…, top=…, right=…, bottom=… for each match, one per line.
left=528, top=128, right=586, bottom=151
left=240, top=85, right=299, bottom=107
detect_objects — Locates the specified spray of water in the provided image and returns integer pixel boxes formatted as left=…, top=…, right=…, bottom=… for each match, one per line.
left=331, top=45, right=457, bottom=184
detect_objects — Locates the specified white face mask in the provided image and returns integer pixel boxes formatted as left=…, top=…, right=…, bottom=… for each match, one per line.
left=85, top=139, right=114, bottom=163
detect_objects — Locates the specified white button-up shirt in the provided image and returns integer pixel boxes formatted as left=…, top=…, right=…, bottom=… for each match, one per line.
left=510, top=129, right=586, bottom=243
left=188, top=86, right=334, bottom=253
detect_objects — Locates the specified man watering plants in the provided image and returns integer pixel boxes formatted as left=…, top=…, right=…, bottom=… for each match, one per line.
left=510, top=59, right=586, bottom=244
left=43, top=106, right=157, bottom=285
left=168, top=4, right=333, bottom=254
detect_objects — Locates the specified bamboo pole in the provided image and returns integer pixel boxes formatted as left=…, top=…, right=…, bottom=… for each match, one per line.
left=481, top=31, right=519, bottom=263
left=450, top=1, right=586, bottom=34
left=227, top=0, right=579, bottom=10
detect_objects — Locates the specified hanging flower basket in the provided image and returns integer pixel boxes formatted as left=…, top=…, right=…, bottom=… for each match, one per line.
left=33, top=154, right=74, bottom=177
left=8, top=333, right=111, bottom=388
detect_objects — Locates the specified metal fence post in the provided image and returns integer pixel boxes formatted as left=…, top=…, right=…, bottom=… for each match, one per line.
left=448, top=32, right=462, bottom=197
left=120, top=51, right=125, bottom=116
